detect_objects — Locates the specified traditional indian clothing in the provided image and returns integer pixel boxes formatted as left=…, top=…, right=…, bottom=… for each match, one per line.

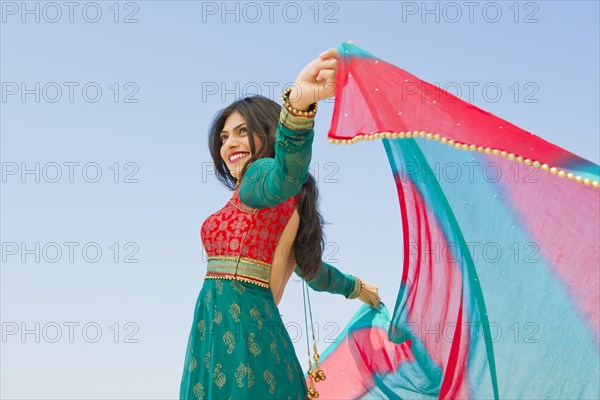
left=179, top=103, right=361, bottom=399
left=181, top=42, right=600, bottom=399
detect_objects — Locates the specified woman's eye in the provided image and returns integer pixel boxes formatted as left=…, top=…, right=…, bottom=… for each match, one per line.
left=240, top=127, right=248, bottom=135
left=220, top=135, right=228, bottom=143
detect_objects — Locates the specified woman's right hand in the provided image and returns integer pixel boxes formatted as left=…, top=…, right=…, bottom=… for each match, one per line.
left=288, top=41, right=352, bottom=111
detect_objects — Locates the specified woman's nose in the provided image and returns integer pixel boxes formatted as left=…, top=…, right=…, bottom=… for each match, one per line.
left=224, top=136, right=239, bottom=148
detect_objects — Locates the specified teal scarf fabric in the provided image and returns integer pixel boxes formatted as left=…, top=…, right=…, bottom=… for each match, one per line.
left=308, top=42, right=599, bottom=399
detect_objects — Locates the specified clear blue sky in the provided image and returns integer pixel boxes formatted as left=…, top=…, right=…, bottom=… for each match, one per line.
left=2, top=1, right=598, bottom=397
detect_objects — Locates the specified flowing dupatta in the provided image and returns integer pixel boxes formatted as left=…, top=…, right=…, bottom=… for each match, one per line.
left=308, top=42, right=600, bottom=399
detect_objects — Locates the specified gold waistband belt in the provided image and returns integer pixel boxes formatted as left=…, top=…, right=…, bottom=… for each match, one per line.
left=204, top=256, right=271, bottom=289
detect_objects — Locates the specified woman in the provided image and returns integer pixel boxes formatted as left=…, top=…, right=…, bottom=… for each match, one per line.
left=180, top=46, right=381, bottom=399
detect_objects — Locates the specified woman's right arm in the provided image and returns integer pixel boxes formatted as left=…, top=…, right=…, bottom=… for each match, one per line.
left=239, top=46, right=341, bottom=209
left=239, top=107, right=315, bottom=209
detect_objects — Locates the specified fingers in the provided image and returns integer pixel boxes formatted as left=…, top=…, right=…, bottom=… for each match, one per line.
left=311, top=59, right=338, bottom=82
left=319, top=41, right=353, bottom=60
left=316, top=70, right=336, bottom=84
left=370, top=286, right=380, bottom=308
left=373, top=296, right=381, bottom=308
left=363, top=291, right=381, bottom=309
left=319, top=47, right=338, bottom=60
left=310, top=58, right=337, bottom=75
left=313, top=58, right=337, bottom=73
left=356, top=281, right=381, bottom=309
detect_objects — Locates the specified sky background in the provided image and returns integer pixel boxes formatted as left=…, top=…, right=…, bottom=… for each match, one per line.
left=1, top=1, right=599, bottom=398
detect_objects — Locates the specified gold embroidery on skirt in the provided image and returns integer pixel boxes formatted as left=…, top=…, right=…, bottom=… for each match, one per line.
left=235, top=362, right=255, bottom=388
left=249, top=307, right=263, bottom=329
left=223, top=330, right=235, bottom=354
left=229, top=303, right=241, bottom=322
left=213, top=305, right=222, bottom=325
left=248, top=332, right=261, bottom=356
left=192, top=382, right=205, bottom=399
left=204, top=290, right=212, bottom=310
left=263, top=369, right=276, bottom=394
left=215, top=280, right=224, bottom=294
left=204, top=351, right=211, bottom=372
left=280, top=329, right=289, bottom=350
left=212, top=363, right=226, bottom=388
left=270, top=339, right=280, bottom=363
left=197, top=320, right=206, bottom=341
left=231, top=280, right=246, bottom=294
left=263, top=299, right=273, bottom=318
left=285, top=360, right=293, bottom=382
left=188, top=356, right=197, bottom=372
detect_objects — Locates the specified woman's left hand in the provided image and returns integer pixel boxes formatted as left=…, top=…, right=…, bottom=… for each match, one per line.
left=288, top=41, right=352, bottom=111
left=358, top=279, right=381, bottom=309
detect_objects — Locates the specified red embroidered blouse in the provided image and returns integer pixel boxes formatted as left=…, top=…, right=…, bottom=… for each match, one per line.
left=201, top=189, right=298, bottom=265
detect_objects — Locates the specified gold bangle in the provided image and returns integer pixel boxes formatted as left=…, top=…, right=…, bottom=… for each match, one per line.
left=358, top=278, right=365, bottom=298
left=346, top=275, right=362, bottom=299
left=281, top=87, right=317, bottom=118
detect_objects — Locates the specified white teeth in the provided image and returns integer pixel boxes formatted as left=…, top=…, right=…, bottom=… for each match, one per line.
left=230, top=152, right=249, bottom=162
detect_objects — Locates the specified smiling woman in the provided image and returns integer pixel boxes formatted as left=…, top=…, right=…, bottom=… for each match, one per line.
left=218, top=117, right=262, bottom=180
left=179, top=45, right=381, bottom=400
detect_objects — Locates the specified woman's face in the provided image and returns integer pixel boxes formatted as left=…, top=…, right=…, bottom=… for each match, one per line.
left=219, top=111, right=262, bottom=180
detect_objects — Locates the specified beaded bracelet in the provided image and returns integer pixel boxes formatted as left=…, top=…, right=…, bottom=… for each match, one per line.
left=279, top=107, right=315, bottom=131
left=281, top=87, right=317, bottom=118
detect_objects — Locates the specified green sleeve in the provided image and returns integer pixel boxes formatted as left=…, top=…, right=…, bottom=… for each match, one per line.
left=239, top=110, right=315, bottom=209
left=294, top=260, right=359, bottom=299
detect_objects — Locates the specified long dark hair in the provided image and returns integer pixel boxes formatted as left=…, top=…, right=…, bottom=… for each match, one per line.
left=207, top=95, right=323, bottom=280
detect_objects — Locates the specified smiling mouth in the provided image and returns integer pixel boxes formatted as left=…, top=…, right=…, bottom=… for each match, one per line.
left=229, top=152, right=250, bottom=163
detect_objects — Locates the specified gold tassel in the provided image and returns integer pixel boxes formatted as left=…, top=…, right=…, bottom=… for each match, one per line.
left=310, top=342, right=326, bottom=382
left=302, top=276, right=325, bottom=399
left=306, top=359, right=319, bottom=399
left=305, top=343, right=326, bottom=399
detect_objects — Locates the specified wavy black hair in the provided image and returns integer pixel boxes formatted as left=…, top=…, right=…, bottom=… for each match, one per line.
left=207, top=95, right=323, bottom=280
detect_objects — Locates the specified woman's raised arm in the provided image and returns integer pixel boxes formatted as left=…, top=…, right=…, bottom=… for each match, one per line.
left=239, top=47, right=340, bottom=209
left=239, top=106, right=316, bottom=209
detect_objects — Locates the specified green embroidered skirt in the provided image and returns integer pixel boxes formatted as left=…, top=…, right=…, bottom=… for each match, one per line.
left=180, top=277, right=309, bottom=399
